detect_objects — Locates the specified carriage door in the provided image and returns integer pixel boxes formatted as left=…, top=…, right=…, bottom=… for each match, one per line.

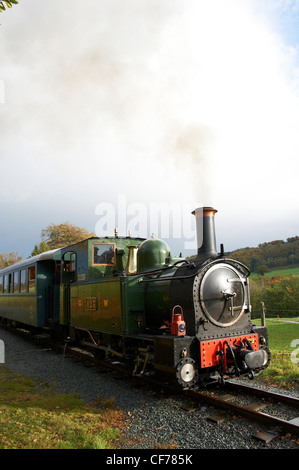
left=61, top=252, right=76, bottom=324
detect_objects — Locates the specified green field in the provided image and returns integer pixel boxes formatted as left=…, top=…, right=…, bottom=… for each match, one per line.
left=250, top=266, right=299, bottom=280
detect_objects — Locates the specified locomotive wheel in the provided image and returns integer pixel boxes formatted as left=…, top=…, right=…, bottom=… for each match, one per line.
left=176, top=358, right=198, bottom=388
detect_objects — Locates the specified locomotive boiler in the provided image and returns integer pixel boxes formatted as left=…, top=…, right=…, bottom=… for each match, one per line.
left=0, top=207, right=270, bottom=388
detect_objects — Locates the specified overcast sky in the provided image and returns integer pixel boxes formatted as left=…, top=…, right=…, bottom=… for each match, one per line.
left=0, top=0, right=299, bottom=258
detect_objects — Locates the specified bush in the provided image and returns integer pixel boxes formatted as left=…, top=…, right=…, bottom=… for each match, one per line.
left=250, top=276, right=299, bottom=318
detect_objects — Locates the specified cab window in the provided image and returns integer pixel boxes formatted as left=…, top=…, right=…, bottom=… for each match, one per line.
left=62, top=252, right=76, bottom=283
left=63, top=252, right=76, bottom=272
left=92, top=243, right=116, bottom=266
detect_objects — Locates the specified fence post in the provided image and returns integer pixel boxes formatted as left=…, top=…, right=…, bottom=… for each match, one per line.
left=261, top=302, right=266, bottom=326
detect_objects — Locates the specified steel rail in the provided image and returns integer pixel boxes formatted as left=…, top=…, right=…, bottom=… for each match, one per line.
left=185, top=388, right=299, bottom=436
left=225, top=380, right=299, bottom=408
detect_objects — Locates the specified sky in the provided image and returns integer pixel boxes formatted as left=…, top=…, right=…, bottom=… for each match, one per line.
left=0, top=0, right=299, bottom=259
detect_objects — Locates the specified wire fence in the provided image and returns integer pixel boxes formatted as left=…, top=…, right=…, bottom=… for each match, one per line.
left=252, top=305, right=299, bottom=319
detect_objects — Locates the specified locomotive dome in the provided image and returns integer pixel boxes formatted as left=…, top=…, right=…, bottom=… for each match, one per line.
left=137, top=235, right=171, bottom=272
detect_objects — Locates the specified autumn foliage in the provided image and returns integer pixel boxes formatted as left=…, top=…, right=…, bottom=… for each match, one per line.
left=41, top=222, right=95, bottom=250
left=230, top=237, right=299, bottom=274
left=0, top=1, right=19, bottom=13
left=0, top=252, right=22, bottom=269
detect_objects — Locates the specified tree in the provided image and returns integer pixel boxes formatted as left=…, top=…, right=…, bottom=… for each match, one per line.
left=263, top=277, right=299, bottom=316
left=230, top=235, right=299, bottom=272
left=0, top=252, right=22, bottom=269
left=255, top=265, right=268, bottom=276
left=30, top=241, right=50, bottom=257
left=41, top=222, right=95, bottom=249
left=0, top=1, right=19, bottom=13
left=250, top=276, right=299, bottom=318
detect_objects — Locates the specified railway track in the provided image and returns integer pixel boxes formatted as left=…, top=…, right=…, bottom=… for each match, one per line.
left=62, top=340, right=299, bottom=441
left=184, top=381, right=299, bottom=441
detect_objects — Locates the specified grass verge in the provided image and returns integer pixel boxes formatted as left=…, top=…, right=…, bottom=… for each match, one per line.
left=0, top=367, right=125, bottom=449
left=254, top=317, right=299, bottom=389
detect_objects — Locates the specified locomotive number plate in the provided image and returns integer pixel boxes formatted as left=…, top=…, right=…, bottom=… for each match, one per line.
left=86, top=297, right=97, bottom=311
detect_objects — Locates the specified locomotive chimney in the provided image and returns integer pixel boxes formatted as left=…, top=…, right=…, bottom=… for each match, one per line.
left=192, top=207, right=218, bottom=258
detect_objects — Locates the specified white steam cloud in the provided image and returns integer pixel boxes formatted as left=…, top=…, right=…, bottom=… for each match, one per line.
left=0, top=0, right=299, bottom=255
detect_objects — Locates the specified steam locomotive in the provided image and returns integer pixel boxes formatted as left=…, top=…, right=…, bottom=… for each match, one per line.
left=0, top=207, right=270, bottom=388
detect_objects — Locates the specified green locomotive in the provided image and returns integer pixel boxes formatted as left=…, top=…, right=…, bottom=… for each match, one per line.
left=0, top=208, right=270, bottom=387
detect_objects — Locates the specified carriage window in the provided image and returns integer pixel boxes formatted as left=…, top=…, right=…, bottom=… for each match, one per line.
left=4, top=274, right=11, bottom=294
left=13, top=271, right=20, bottom=293
left=28, top=266, right=36, bottom=292
left=92, top=243, right=116, bottom=266
left=0, top=276, right=3, bottom=294
left=20, top=269, right=27, bottom=292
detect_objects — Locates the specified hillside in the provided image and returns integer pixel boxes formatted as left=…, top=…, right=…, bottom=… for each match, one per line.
left=229, top=236, right=299, bottom=274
